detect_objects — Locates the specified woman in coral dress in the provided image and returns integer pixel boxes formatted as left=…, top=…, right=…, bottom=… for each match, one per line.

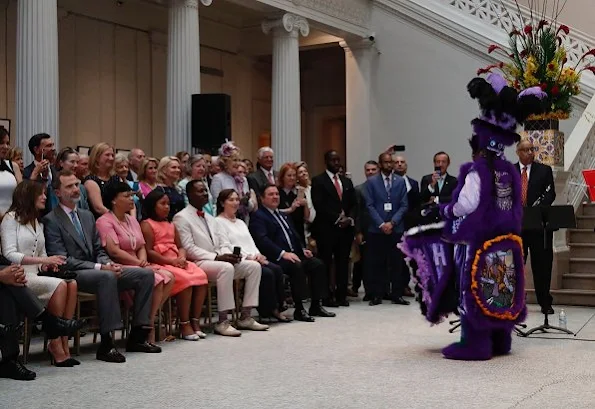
left=141, top=189, right=209, bottom=340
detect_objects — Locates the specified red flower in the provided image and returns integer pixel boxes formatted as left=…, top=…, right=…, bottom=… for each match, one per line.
left=524, top=25, right=533, bottom=35
left=548, top=63, right=556, bottom=71
left=580, top=49, right=595, bottom=60
left=509, top=29, right=522, bottom=37
left=557, top=25, right=570, bottom=35
left=551, top=85, right=560, bottom=96
left=488, top=44, right=501, bottom=54
left=477, top=64, right=500, bottom=75
left=520, top=49, right=528, bottom=58
left=514, top=80, right=520, bottom=89
left=540, top=83, right=548, bottom=91
left=538, top=20, right=549, bottom=29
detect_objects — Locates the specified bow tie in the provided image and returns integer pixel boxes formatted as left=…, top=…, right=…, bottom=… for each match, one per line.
left=196, top=210, right=205, bottom=218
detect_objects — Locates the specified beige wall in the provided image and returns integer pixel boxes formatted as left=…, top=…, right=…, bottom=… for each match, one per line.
left=517, top=0, right=595, bottom=36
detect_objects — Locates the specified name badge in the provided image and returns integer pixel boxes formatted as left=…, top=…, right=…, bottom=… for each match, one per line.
left=384, top=203, right=392, bottom=212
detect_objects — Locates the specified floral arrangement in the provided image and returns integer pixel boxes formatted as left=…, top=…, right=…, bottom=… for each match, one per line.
left=478, top=0, right=595, bottom=120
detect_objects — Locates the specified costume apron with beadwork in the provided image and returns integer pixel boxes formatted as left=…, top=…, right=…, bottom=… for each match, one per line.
left=400, top=72, right=547, bottom=360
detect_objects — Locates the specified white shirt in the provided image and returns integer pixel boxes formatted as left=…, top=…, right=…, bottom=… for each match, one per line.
left=452, top=171, right=481, bottom=217
left=519, top=163, right=532, bottom=180
left=216, top=216, right=261, bottom=258
left=403, top=175, right=412, bottom=193
left=326, top=169, right=343, bottom=192
left=60, top=203, right=102, bottom=270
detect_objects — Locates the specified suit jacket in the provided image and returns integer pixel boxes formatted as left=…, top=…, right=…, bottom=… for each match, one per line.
left=403, top=175, right=421, bottom=229
left=365, top=173, right=409, bottom=234
left=354, top=182, right=371, bottom=236
left=515, top=161, right=556, bottom=207
left=23, top=162, right=58, bottom=182
left=310, top=171, right=355, bottom=240
left=420, top=173, right=458, bottom=204
left=249, top=207, right=305, bottom=261
left=173, top=205, right=233, bottom=262
left=43, top=206, right=111, bottom=271
left=247, top=168, right=278, bottom=195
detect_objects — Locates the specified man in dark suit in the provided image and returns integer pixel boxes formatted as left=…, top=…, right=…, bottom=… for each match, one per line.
left=311, top=150, right=356, bottom=307
left=126, top=148, right=146, bottom=181
left=0, top=264, right=84, bottom=380
left=250, top=184, right=335, bottom=322
left=353, top=160, right=379, bottom=299
left=394, top=154, right=420, bottom=297
left=420, top=151, right=458, bottom=204
left=365, top=152, right=410, bottom=306
left=23, top=133, right=58, bottom=182
left=515, top=140, right=556, bottom=315
left=247, top=146, right=277, bottom=195
left=43, top=170, right=160, bottom=363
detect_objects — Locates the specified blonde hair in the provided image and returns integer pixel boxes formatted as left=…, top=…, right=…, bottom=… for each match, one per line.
left=138, top=157, right=159, bottom=182
left=8, top=147, right=22, bottom=162
left=157, top=156, right=180, bottom=184
left=89, top=142, right=114, bottom=175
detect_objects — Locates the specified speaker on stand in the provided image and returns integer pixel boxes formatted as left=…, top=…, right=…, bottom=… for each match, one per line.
left=191, top=93, right=231, bottom=155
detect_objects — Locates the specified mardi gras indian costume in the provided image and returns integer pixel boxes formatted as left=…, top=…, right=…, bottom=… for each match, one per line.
left=399, top=73, right=547, bottom=361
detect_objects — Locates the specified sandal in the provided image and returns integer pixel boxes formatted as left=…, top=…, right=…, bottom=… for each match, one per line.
left=179, top=321, right=200, bottom=341
left=191, top=318, right=207, bottom=339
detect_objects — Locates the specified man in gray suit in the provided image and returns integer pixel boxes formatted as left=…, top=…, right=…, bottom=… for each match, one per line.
left=43, top=170, right=160, bottom=363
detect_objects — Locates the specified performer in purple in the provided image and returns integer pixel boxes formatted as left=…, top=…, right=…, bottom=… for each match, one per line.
left=401, top=72, right=547, bottom=361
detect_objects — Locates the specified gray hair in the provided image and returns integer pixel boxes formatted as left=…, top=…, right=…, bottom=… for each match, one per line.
left=114, top=152, right=129, bottom=166
left=187, top=154, right=204, bottom=175
left=257, top=147, right=274, bottom=160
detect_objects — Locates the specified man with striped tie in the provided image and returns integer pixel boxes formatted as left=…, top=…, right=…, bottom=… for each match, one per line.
left=515, top=139, right=556, bottom=315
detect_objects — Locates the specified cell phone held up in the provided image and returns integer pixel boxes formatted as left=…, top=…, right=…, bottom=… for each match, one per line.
left=233, top=246, right=241, bottom=256
left=434, top=166, right=442, bottom=177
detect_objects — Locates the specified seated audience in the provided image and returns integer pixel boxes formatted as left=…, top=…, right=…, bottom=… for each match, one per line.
left=51, top=147, right=89, bottom=211
left=174, top=180, right=268, bottom=336
left=8, top=146, right=24, bottom=173
left=1, top=180, right=78, bottom=366
left=278, top=163, right=309, bottom=247
left=0, top=128, right=21, bottom=217
left=158, top=156, right=185, bottom=221
left=113, top=153, right=140, bottom=218
left=96, top=182, right=174, bottom=343
left=44, top=170, right=160, bottom=363
left=0, top=264, right=84, bottom=380
left=138, top=157, right=159, bottom=199
left=141, top=190, right=209, bottom=340
left=216, top=189, right=290, bottom=322
left=84, top=143, right=119, bottom=219
left=178, top=154, right=214, bottom=214
left=76, top=153, right=90, bottom=181
left=249, top=185, right=335, bottom=322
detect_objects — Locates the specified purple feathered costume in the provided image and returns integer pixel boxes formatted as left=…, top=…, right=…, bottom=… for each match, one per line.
left=400, top=73, right=547, bottom=360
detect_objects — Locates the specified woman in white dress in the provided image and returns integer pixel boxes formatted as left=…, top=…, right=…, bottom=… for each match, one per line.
left=1, top=180, right=78, bottom=367
left=0, top=127, right=22, bottom=219
left=216, top=189, right=290, bottom=322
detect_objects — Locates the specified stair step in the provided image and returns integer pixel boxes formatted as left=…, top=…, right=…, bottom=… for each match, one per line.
left=562, top=273, right=595, bottom=290
left=568, top=243, right=595, bottom=258
left=576, top=215, right=595, bottom=229
left=581, top=203, right=595, bottom=216
left=570, top=258, right=595, bottom=274
left=569, top=229, right=595, bottom=243
left=526, top=288, right=595, bottom=307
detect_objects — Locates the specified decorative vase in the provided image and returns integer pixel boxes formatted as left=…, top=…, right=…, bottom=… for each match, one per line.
left=520, top=119, right=564, bottom=168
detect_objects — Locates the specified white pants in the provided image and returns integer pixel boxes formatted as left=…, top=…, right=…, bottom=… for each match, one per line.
left=197, top=260, right=261, bottom=312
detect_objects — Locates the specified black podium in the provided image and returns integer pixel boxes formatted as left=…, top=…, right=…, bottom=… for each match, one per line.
left=519, top=205, right=577, bottom=337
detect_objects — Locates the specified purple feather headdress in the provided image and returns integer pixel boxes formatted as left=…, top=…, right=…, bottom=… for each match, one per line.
left=218, top=140, right=240, bottom=157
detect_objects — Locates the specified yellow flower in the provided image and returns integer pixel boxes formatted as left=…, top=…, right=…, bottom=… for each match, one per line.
left=524, top=56, right=539, bottom=86
left=546, top=60, right=559, bottom=79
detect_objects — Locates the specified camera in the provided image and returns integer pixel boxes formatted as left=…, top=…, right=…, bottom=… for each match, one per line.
left=367, top=32, right=376, bottom=42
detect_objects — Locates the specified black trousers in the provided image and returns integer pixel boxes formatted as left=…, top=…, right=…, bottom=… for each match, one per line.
left=258, top=262, right=285, bottom=317
left=316, top=227, right=354, bottom=301
left=522, top=229, right=554, bottom=309
left=278, top=256, right=328, bottom=302
left=352, top=243, right=365, bottom=294
left=0, top=285, right=45, bottom=360
left=365, top=232, right=405, bottom=299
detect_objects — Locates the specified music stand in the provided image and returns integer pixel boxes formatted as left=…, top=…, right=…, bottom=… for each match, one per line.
left=519, top=205, right=577, bottom=337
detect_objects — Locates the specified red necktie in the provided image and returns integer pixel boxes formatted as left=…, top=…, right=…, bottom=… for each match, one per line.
left=267, top=172, right=275, bottom=185
left=196, top=210, right=205, bottom=218
left=521, top=167, right=528, bottom=206
left=333, top=175, right=342, bottom=200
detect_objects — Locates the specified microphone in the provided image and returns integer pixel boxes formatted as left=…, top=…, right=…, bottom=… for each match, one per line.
left=532, top=184, right=551, bottom=207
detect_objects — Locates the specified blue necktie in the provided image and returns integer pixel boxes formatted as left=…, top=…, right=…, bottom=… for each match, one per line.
left=438, top=178, right=444, bottom=192
left=70, top=210, right=85, bottom=243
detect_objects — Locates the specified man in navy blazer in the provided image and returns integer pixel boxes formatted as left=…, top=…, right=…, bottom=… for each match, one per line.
left=365, top=152, right=410, bottom=306
left=249, top=185, right=335, bottom=322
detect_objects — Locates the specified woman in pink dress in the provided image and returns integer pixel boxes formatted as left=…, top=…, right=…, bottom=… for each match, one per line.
left=96, top=182, right=174, bottom=343
left=138, top=157, right=159, bottom=199
left=141, top=189, right=208, bottom=340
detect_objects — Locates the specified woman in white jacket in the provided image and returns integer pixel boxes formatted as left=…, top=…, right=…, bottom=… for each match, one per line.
left=1, top=180, right=78, bottom=367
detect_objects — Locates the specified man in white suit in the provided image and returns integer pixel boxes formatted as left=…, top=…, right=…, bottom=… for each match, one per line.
left=174, top=180, right=268, bottom=337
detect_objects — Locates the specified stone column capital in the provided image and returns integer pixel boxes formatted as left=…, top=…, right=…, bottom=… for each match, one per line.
left=262, top=13, right=310, bottom=38
left=170, top=0, right=213, bottom=8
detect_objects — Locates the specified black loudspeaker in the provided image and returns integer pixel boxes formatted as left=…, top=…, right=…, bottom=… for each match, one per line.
left=191, top=94, right=231, bottom=154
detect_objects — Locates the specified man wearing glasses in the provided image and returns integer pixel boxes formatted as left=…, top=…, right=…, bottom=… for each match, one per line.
left=515, top=139, right=556, bottom=315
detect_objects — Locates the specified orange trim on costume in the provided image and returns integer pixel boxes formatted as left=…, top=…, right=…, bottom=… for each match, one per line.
left=470, top=234, right=524, bottom=321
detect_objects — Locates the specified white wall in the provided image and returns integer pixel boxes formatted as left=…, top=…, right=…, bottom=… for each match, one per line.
left=517, top=0, right=595, bottom=36
left=365, top=6, right=582, bottom=182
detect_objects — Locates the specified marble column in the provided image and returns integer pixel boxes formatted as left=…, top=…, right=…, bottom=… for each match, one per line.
left=262, top=13, right=309, bottom=166
left=167, top=0, right=211, bottom=155
left=341, top=39, right=374, bottom=186
left=16, top=0, right=59, bottom=163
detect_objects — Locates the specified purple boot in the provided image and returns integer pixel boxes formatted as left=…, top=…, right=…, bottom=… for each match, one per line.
left=442, top=318, right=493, bottom=361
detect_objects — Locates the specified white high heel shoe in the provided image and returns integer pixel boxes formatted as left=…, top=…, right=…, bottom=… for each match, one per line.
left=191, top=318, right=207, bottom=339
left=179, top=321, right=200, bottom=341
